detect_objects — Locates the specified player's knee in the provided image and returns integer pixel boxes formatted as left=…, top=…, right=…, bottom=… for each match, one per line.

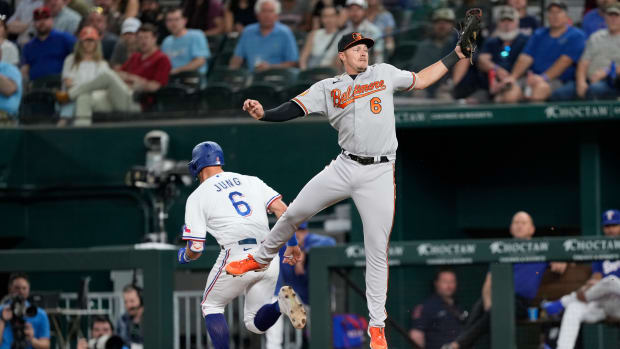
left=244, top=316, right=265, bottom=334
left=564, top=301, right=587, bottom=319
left=602, top=275, right=619, bottom=287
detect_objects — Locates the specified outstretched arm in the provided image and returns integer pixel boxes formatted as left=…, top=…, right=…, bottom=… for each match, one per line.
left=414, top=46, right=467, bottom=90
left=243, top=99, right=304, bottom=121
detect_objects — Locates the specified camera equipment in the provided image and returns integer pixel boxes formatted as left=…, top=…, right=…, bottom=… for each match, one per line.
left=9, top=296, right=38, bottom=349
left=125, top=130, right=192, bottom=243
left=88, top=335, right=125, bottom=349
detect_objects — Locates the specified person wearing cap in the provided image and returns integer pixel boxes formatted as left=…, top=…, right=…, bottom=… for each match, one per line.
left=161, top=7, right=210, bottom=77
left=552, top=2, right=620, bottom=101
left=501, top=0, right=585, bottom=102
left=0, top=17, right=19, bottom=65
left=410, top=8, right=457, bottom=98
left=229, top=0, right=298, bottom=72
left=265, top=222, right=336, bottom=349
left=583, top=0, right=618, bottom=37
left=507, top=0, right=540, bottom=36
left=541, top=209, right=620, bottom=349
left=56, top=23, right=171, bottom=116
left=84, top=7, right=118, bottom=60
left=110, top=17, right=140, bottom=70
left=44, top=0, right=81, bottom=36
left=7, top=0, right=42, bottom=46
left=0, top=45, right=23, bottom=121
left=21, top=6, right=77, bottom=82
left=343, top=0, right=384, bottom=64
left=478, top=6, right=530, bottom=102
left=58, top=26, right=110, bottom=125
left=234, top=29, right=469, bottom=349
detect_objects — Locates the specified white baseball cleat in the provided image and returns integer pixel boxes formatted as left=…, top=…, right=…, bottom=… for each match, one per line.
left=278, top=286, right=307, bottom=329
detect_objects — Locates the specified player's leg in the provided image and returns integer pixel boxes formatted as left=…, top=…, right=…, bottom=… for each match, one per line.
left=583, top=275, right=620, bottom=301
left=252, top=156, right=352, bottom=264
left=351, top=162, right=395, bottom=329
left=556, top=301, right=606, bottom=349
left=264, top=317, right=284, bottom=349
left=202, top=250, right=248, bottom=349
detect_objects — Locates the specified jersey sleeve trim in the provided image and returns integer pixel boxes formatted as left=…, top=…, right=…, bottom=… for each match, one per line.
left=405, top=72, right=417, bottom=91
left=182, top=236, right=206, bottom=241
left=291, top=97, right=309, bottom=115
left=266, top=194, right=282, bottom=210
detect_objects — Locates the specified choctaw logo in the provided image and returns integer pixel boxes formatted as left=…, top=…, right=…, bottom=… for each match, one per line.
left=563, top=239, right=620, bottom=252
left=331, top=80, right=386, bottom=109
left=489, top=241, right=549, bottom=254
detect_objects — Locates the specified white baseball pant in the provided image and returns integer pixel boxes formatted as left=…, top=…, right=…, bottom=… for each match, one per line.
left=253, top=154, right=396, bottom=328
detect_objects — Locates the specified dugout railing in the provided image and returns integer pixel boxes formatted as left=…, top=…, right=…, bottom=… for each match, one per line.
left=0, top=237, right=618, bottom=348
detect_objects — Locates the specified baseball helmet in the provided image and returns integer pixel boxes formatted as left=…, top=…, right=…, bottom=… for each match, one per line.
left=188, top=141, right=225, bottom=178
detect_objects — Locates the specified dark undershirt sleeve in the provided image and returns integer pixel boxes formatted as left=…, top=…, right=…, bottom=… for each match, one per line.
left=261, top=101, right=305, bottom=122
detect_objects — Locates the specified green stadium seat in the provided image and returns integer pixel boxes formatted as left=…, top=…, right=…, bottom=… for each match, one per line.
left=207, top=68, right=249, bottom=92
left=169, top=71, right=202, bottom=90
left=252, top=68, right=298, bottom=89
left=201, top=83, right=235, bottom=112
left=152, top=85, right=192, bottom=112
left=20, top=90, right=57, bottom=123
left=29, top=74, right=62, bottom=91
left=238, top=83, right=281, bottom=109
left=280, top=82, right=312, bottom=101
left=297, top=67, right=338, bottom=83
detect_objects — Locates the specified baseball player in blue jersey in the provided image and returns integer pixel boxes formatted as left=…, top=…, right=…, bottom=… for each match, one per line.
left=176, top=141, right=307, bottom=349
left=225, top=31, right=469, bottom=349
left=543, top=209, right=620, bottom=349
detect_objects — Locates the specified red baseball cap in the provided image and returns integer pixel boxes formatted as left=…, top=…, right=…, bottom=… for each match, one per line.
left=33, top=6, right=51, bottom=21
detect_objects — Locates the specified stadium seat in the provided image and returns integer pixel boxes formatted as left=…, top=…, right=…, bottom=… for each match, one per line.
left=169, top=71, right=202, bottom=90
left=20, top=90, right=57, bottom=123
left=238, top=83, right=280, bottom=109
left=152, top=85, right=192, bottom=112
left=201, top=83, right=235, bottom=112
left=298, top=67, right=338, bottom=83
left=29, top=74, right=62, bottom=91
left=252, top=68, right=298, bottom=89
left=207, top=68, right=249, bottom=91
left=280, top=82, right=312, bottom=101
left=206, top=34, right=224, bottom=54
left=214, top=51, right=234, bottom=68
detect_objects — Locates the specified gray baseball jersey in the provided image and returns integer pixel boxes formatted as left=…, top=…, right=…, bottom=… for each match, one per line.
left=291, top=63, right=417, bottom=157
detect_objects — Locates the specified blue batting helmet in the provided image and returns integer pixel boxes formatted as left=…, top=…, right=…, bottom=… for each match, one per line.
left=188, top=141, right=225, bottom=178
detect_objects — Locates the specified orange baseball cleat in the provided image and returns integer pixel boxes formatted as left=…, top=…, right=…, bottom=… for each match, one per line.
left=368, top=326, right=388, bottom=349
left=225, top=254, right=268, bottom=276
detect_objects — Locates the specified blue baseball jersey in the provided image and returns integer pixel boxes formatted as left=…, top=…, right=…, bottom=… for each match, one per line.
left=276, top=233, right=336, bottom=304
left=0, top=306, right=50, bottom=349
left=592, top=260, right=620, bottom=277
left=513, top=262, right=548, bottom=300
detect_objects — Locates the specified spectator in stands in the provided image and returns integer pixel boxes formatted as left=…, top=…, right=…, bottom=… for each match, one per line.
left=22, top=6, right=76, bottom=82
left=582, top=0, right=617, bottom=37
left=441, top=211, right=567, bottom=349
left=279, top=0, right=309, bottom=30
left=84, top=8, right=118, bottom=60
left=343, top=0, right=384, bottom=64
left=162, top=7, right=210, bottom=79
left=67, top=0, right=90, bottom=18
left=44, top=0, right=81, bottom=35
left=543, top=209, right=620, bottom=349
left=0, top=273, right=51, bottom=349
left=0, top=18, right=19, bottom=65
left=139, top=0, right=167, bottom=43
left=0, top=1, right=12, bottom=19
left=116, top=285, right=144, bottom=346
left=366, top=0, right=395, bottom=55
left=182, top=0, right=225, bottom=35
left=59, top=26, right=110, bottom=125
left=77, top=316, right=128, bottom=349
left=410, top=8, right=457, bottom=98
left=502, top=0, right=585, bottom=102
left=225, top=0, right=257, bottom=33
left=7, top=0, right=41, bottom=46
left=229, top=0, right=298, bottom=72
left=56, top=23, right=171, bottom=117
left=111, top=0, right=139, bottom=21
left=299, top=6, right=342, bottom=70
left=478, top=6, right=530, bottom=102
left=0, top=46, right=22, bottom=120
left=310, top=0, right=348, bottom=30
left=265, top=222, right=336, bottom=349
left=410, top=269, right=466, bottom=349
left=94, top=0, right=123, bottom=35
left=507, top=0, right=540, bottom=35
left=109, top=17, right=140, bottom=70
left=552, top=2, right=620, bottom=100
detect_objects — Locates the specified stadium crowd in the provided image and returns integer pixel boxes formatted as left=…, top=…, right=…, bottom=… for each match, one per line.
left=0, top=0, right=618, bottom=125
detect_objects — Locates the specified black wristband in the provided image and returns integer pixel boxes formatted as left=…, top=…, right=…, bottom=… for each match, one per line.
left=440, top=50, right=460, bottom=69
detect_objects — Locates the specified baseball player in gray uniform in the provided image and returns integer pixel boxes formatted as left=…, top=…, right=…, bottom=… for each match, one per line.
left=225, top=32, right=467, bottom=349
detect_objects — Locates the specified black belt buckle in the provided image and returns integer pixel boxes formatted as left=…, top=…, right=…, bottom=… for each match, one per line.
left=343, top=149, right=388, bottom=165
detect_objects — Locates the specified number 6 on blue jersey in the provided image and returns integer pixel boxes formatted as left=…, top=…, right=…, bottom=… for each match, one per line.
left=229, top=191, right=252, bottom=216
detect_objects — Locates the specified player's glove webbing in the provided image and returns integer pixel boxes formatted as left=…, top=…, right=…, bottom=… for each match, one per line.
left=457, top=8, right=482, bottom=64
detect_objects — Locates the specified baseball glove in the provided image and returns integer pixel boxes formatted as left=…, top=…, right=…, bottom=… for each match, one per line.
left=457, top=8, right=483, bottom=64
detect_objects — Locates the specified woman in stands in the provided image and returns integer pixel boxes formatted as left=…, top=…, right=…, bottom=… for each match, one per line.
left=59, top=26, right=110, bottom=126
left=0, top=17, right=19, bottom=66
left=366, top=0, right=395, bottom=55
left=299, top=6, right=342, bottom=70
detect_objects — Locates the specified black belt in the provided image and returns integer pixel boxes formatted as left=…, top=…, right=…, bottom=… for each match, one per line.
left=221, top=238, right=257, bottom=250
left=342, top=149, right=389, bottom=165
